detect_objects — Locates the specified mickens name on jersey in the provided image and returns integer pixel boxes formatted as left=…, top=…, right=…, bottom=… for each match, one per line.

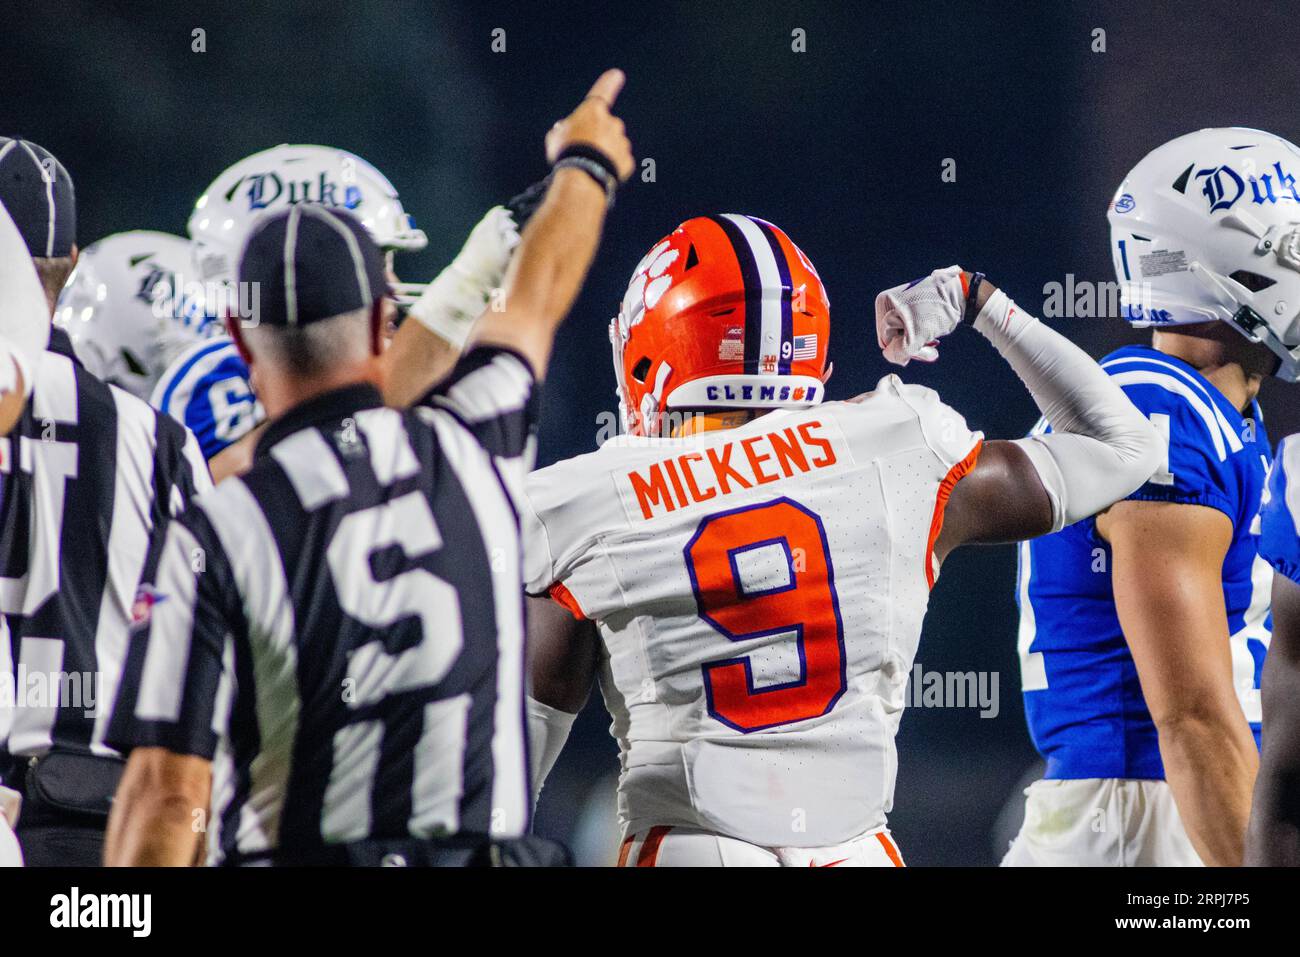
left=618, top=418, right=850, bottom=522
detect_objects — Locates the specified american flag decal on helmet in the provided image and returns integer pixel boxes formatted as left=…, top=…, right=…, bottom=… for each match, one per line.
left=792, top=334, right=818, bottom=360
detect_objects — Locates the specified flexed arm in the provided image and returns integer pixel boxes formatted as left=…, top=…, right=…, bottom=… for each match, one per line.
left=875, top=267, right=1163, bottom=555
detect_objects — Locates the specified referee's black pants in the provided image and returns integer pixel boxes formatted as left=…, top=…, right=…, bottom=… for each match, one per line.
left=4, top=753, right=122, bottom=867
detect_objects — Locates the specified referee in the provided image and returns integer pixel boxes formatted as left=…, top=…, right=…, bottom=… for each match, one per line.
left=0, top=138, right=213, bottom=866
left=105, top=71, right=633, bottom=866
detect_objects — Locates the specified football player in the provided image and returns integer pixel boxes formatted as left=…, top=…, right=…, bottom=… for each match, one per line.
left=522, top=214, right=1162, bottom=866
left=1007, top=128, right=1300, bottom=867
left=151, top=144, right=518, bottom=481
left=55, top=230, right=215, bottom=398
left=1246, top=435, right=1300, bottom=865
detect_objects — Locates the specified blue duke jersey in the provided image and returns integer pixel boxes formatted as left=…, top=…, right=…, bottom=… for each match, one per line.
left=1259, top=435, right=1300, bottom=588
left=151, top=336, right=265, bottom=460
left=1018, top=345, right=1272, bottom=779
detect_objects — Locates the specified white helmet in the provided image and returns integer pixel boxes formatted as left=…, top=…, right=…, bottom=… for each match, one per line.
left=55, top=231, right=216, bottom=398
left=1109, top=127, right=1300, bottom=381
left=187, top=144, right=427, bottom=305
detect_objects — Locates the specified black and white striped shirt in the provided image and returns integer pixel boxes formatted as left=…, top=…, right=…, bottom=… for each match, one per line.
left=0, top=328, right=212, bottom=763
left=108, top=346, right=537, bottom=864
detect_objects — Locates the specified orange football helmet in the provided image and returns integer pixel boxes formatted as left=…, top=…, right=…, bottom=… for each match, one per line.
left=610, top=214, right=831, bottom=436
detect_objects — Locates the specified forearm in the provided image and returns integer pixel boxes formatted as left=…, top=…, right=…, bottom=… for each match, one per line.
left=382, top=319, right=461, bottom=407
left=1158, top=712, right=1258, bottom=866
left=105, top=789, right=203, bottom=866
left=527, top=697, right=578, bottom=798
left=105, top=749, right=210, bottom=866
left=971, top=281, right=1162, bottom=530
left=1247, top=651, right=1300, bottom=864
left=478, top=168, right=608, bottom=368
left=383, top=205, right=520, bottom=406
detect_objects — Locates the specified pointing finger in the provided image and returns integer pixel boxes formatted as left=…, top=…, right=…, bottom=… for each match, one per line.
left=586, top=69, right=625, bottom=108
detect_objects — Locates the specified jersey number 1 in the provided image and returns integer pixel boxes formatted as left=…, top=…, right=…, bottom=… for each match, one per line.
left=685, top=498, right=846, bottom=733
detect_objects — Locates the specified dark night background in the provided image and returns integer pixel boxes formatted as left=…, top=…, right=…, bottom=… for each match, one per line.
left=4, top=0, right=1296, bottom=864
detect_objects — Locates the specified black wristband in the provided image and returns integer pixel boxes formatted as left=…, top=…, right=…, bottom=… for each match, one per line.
left=963, top=271, right=986, bottom=325
left=555, top=143, right=619, bottom=181
left=553, top=156, right=617, bottom=207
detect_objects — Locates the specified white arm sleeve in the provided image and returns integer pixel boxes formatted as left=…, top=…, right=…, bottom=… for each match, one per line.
left=973, top=288, right=1163, bottom=531
left=527, top=696, right=577, bottom=801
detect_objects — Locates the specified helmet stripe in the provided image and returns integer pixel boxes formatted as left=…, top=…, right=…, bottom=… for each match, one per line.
left=708, top=214, right=764, bottom=374
left=714, top=214, right=789, bottom=376
left=752, top=218, right=795, bottom=374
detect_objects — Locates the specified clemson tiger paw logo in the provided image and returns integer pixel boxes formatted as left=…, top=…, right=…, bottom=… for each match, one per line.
left=619, top=239, right=681, bottom=333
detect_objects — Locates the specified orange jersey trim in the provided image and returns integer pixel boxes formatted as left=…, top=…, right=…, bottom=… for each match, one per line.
left=547, top=581, right=587, bottom=621
left=925, top=440, right=984, bottom=589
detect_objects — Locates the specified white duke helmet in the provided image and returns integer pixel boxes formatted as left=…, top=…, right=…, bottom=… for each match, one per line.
left=188, top=144, right=428, bottom=305
left=1109, top=126, right=1300, bottom=381
left=55, top=231, right=215, bottom=398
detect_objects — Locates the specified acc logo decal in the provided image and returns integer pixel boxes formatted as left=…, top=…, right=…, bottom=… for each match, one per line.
left=1113, top=193, right=1135, bottom=213
left=718, top=325, right=744, bottom=361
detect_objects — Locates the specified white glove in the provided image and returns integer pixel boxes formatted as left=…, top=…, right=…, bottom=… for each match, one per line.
left=407, top=205, right=521, bottom=348
left=874, top=265, right=968, bottom=365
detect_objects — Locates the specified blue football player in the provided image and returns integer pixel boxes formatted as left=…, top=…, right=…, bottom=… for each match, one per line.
left=151, top=144, right=522, bottom=481
left=1246, top=436, right=1300, bottom=865
left=1007, top=128, right=1300, bottom=866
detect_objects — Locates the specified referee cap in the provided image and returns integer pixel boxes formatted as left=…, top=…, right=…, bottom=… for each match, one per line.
left=0, top=137, right=76, bottom=258
left=238, top=204, right=390, bottom=327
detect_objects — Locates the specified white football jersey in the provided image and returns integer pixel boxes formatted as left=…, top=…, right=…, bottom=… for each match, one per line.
left=523, top=375, right=983, bottom=847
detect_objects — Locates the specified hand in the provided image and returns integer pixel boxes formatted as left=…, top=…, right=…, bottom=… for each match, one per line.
left=451, top=205, right=520, bottom=288
left=406, top=206, right=521, bottom=347
left=545, top=69, right=634, bottom=181
left=874, top=265, right=969, bottom=365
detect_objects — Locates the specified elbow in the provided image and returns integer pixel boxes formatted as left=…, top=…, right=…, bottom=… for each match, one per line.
left=1117, top=414, right=1165, bottom=491
left=1151, top=698, right=1253, bottom=752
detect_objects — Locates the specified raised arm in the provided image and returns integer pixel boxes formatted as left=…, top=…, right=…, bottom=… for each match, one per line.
left=875, top=268, right=1163, bottom=559
left=469, top=69, right=634, bottom=379
left=382, top=207, right=520, bottom=407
